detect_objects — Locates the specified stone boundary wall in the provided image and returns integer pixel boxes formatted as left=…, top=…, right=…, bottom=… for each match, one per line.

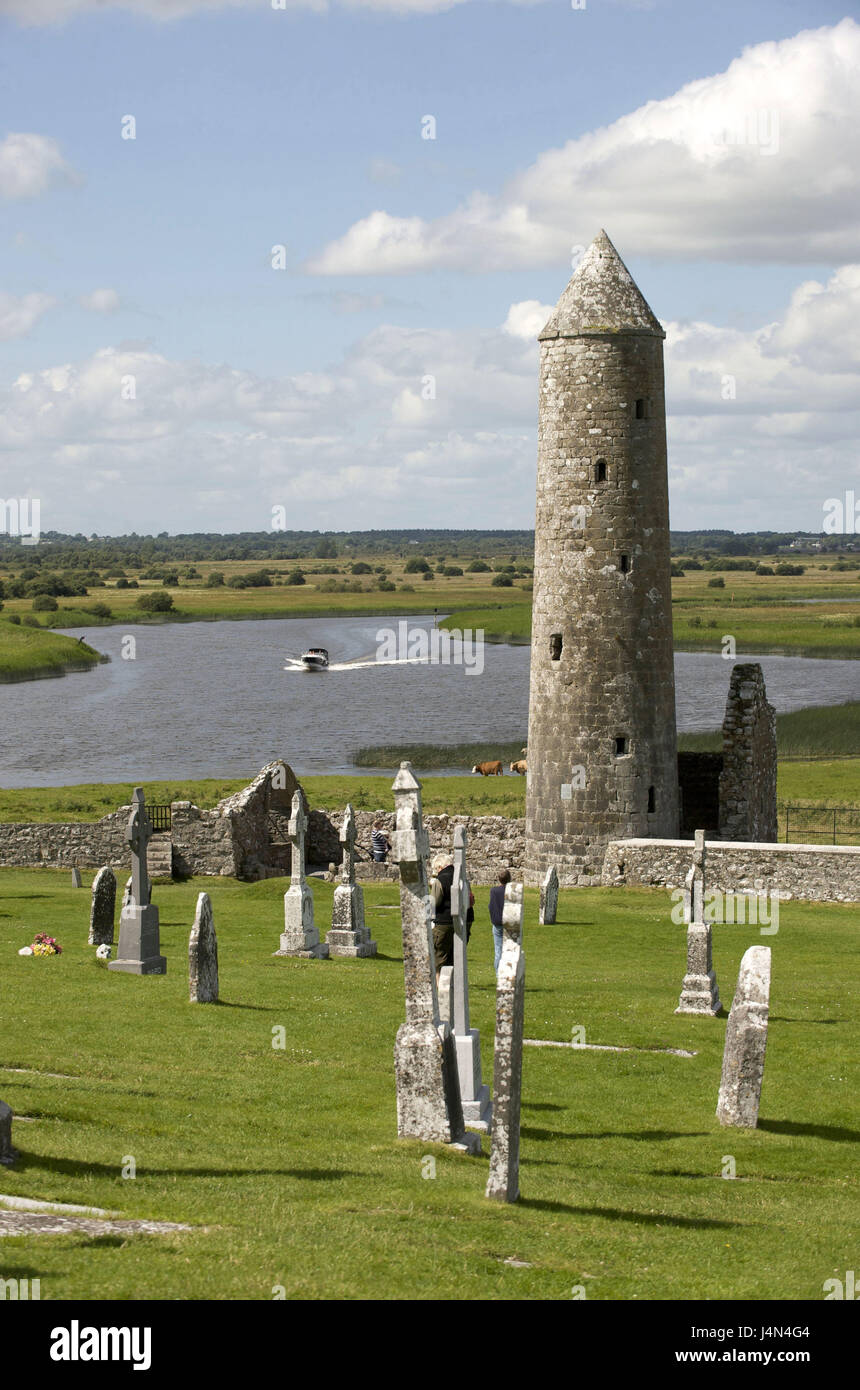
left=602, top=838, right=860, bottom=903
left=309, top=810, right=525, bottom=885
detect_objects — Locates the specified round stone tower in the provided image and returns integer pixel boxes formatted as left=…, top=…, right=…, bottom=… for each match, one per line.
left=525, top=229, right=679, bottom=884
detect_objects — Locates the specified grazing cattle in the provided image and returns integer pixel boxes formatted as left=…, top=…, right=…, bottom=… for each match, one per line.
left=510, top=759, right=527, bottom=775
left=471, top=760, right=503, bottom=777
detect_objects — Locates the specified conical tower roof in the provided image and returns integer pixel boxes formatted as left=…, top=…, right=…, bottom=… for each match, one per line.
left=539, top=230, right=664, bottom=340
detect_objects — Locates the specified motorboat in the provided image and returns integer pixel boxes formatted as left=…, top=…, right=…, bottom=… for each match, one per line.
left=300, top=647, right=329, bottom=670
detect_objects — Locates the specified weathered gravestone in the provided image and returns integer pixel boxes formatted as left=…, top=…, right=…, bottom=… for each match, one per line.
left=275, top=791, right=328, bottom=958
left=188, top=892, right=219, bottom=1004
left=122, top=876, right=133, bottom=911
left=437, top=966, right=454, bottom=1026
left=108, top=788, right=166, bottom=975
left=88, top=866, right=116, bottom=947
left=0, top=1100, right=16, bottom=1166
left=71, top=866, right=82, bottom=888
left=675, top=829, right=721, bottom=1016
left=539, top=865, right=559, bottom=925
left=391, top=763, right=479, bottom=1153
left=716, top=945, right=771, bottom=1128
left=486, top=934, right=525, bottom=1203
left=326, top=804, right=377, bottom=957
left=502, top=881, right=524, bottom=942
left=451, top=825, right=492, bottom=1131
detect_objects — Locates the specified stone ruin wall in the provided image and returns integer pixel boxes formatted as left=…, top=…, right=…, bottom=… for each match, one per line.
left=602, top=838, right=860, bottom=903
left=718, top=663, right=778, bottom=842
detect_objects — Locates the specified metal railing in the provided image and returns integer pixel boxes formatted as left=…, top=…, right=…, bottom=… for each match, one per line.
left=781, top=804, right=860, bottom=845
left=148, top=804, right=172, bottom=834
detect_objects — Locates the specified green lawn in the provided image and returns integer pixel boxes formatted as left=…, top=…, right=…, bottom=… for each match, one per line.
left=0, top=871, right=855, bottom=1300
left=0, top=621, right=105, bottom=683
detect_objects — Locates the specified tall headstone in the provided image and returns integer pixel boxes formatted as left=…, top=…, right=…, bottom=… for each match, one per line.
left=502, top=881, right=524, bottom=942
left=188, top=892, right=219, bottom=1004
left=275, top=792, right=328, bottom=959
left=71, top=866, right=82, bottom=888
left=0, top=1100, right=16, bottom=1166
left=675, top=829, right=721, bottom=1015
left=326, top=804, right=377, bottom=957
left=539, top=866, right=559, bottom=925
left=108, top=788, right=166, bottom=975
left=391, top=763, right=478, bottom=1153
left=716, top=945, right=771, bottom=1128
left=486, top=935, right=526, bottom=1203
left=437, top=966, right=454, bottom=1026
left=88, top=866, right=116, bottom=946
left=451, top=825, right=492, bottom=1131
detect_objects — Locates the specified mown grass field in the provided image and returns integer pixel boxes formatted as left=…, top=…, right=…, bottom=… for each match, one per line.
left=0, top=870, right=856, bottom=1301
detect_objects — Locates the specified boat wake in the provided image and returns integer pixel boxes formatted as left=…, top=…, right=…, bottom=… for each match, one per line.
left=284, top=655, right=432, bottom=673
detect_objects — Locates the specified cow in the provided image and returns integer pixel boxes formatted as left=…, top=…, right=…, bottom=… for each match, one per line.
left=509, top=759, right=527, bottom=775
left=471, top=760, right=503, bottom=776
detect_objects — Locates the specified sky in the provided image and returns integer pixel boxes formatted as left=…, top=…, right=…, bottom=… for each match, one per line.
left=0, top=0, right=858, bottom=536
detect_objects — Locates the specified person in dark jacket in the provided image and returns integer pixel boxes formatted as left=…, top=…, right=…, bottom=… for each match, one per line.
left=430, top=852, right=455, bottom=974
left=489, top=868, right=511, bottom=972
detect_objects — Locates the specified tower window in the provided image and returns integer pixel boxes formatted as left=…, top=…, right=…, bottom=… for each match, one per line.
left=594, top=459, right=607, bottom=483
left=619, top=553, right=630, bottom=573
left=549, top=633, right=563, bottom=662
left=648, top=785, right=656, bottom=813
left=635, top=398, right=651, bottom=419
left=614, top=736, right=627, bottom=756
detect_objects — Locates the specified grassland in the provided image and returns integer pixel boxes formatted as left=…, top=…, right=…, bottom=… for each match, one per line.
left=442, top=560, right=860, bottom=658
left=0, top=869, right=856, bottom=1301
left=0, top=621, right=105, bottom=683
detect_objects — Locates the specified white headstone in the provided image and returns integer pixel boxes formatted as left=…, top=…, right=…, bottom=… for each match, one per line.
left=676, top=830, right=720, bottom=1015
left=539, top=866, right=558, bottom=925
left=716, top=945, right=771, bottom=1128
left=108, top=789, right=166, bottom=976
left=450, top=825, right=491, bottom=1132
left=327, top=803, right=376, bottom=957
left=188, top=892, right=219, bottom=1004
left=275, top=792, right=328, bottom=958
left=88, top=866, right=116, bottom=946
left=486, top=936, right=525, bottom=1203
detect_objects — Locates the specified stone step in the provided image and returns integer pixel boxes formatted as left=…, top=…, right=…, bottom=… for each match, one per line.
left=147, top=833, right=173, bottom=880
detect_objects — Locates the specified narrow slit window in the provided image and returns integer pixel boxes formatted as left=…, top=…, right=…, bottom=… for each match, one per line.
left=635, top=398, right=648, bottom=419
left=648, top=785, right=656, bottom=813
left=594, top=459, right=607, bottom=483
left=614, top=736, right=627, bottom=756
left=620, top=553, right=630, bottom=573
left=549, top=633, right=563, bottom=662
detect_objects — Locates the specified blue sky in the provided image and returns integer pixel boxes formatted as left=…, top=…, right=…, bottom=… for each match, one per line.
left=0, top=0, right=858, bottom=534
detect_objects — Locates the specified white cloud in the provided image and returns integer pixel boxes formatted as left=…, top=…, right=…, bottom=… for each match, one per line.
left=308, top=19, right=860, bottom=274
left=2, top=268, right=857, bottom=533
left=79, top=288, right=121, bottom=313
left=0, top=292, right=55, bottom=340
left=0, top=132, right=77, bottom=200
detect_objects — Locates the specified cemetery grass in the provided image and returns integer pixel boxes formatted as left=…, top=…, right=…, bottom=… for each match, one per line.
left=0, top=871, right=856, bottom=1301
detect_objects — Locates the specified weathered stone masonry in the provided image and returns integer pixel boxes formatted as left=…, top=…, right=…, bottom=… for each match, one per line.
left=602, top=838, right=860, bottom=904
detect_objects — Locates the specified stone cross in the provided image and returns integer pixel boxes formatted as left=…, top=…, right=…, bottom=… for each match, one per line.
left=437, top=965, right=454, bottom=1026
left=326, top=804, right=376, bottom=957
left=486, top=934, right=526, bottom=1203
left=188, top=892, right=219, bottom=1003
left=71, top=866, right=82, bottom=888
left=391, top=763, right=478, bottom=1153
left=675, top=830, right=720, bottom=1015
left=88, top=865, right=116, bottom=946
left=539, top=865, right=559, bottom=925
left=502, top=882, right=524, bottom=944
left=716, top=945, right=771, bottom=1128
left=450, top=825, right=491, bottom=1131
left=108, top=789, right=165, bottom=975
left=127, top=788, right=153, bottom=910
left=276, top=791, right=328, bottom=958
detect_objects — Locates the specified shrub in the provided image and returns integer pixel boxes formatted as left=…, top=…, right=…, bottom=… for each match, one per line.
left=351, top=562, right=373, bottom=575
left=688, top=615, right=703, bottom=628
left=492, top=574, right=514, bottom=587
left=135, top=591, right=174, bottom=613
left=21, top=614, right=39, bottom=627
left=378, top=580, right=396, bottom=592
left=404, top=557, right=431, bottom=574
left=670, top=564, right=685, bottom=578
left=441, top=566, right=463, bottom=577
left=162, top=573, right=180, bottom=587
left=707, top=577, right=725, bottom=588
left=206, top=572, right=225, bottom=587
left=467, top=560, right=490, bottom=573
left=682, top=557, right=703, bottom=570
left=421, top=571, right=433, bottom=581
left=775, top=563, right=805, bottom=576
left=400, top=584, right=415, bottom=592
left=6, top=614, right=20, bottom=624
left=83, top=601, right=112, bottom=618
left=756, top=565, right=774, bottom=576
left=314, top=539, right=338, bottom=559
left=242, top=570, right=272, bottom=588
left=286, top=569, right=306, bottom=586
left=115, top=577, right=130, bottom=589
left=32, top=595, right=58, bottom=612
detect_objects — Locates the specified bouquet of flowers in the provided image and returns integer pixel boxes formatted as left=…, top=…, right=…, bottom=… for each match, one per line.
left=29, top=933, right=62, bottom=957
